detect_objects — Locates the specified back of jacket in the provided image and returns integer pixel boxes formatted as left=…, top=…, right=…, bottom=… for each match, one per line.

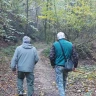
left=53, top=39, right=72, bottom=66
left=11, top=43, right=39, bottom=72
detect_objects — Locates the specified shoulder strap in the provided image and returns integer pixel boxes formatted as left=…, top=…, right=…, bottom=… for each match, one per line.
left=58, top=41, right=67, bottom=62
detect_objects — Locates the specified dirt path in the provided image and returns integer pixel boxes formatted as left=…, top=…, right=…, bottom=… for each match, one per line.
left=34, top=49, right=59, bottom=96
left=0, top=46, right=96, bottom=96
left=0, top=48, right=59, bottom=96
left=34, top=48, right=96, bottom=96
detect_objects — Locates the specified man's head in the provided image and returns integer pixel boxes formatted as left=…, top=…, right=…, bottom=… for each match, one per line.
left=23, top=36, right=31, bottom=43
left=57, top=32, right=65, bottom=40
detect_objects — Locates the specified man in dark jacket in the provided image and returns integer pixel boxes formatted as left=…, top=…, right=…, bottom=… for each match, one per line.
left=49, top=32, right=78, bottom=96
left=11, top=36, right=39, bottom=96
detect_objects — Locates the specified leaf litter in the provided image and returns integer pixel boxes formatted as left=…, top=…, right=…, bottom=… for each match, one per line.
left=0, top=49, right=96, bottom=96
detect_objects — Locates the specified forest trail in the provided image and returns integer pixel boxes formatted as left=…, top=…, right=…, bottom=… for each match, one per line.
left=0, top=44, right=96, bottom=96
left=34, top=48, right=59, bottom=96
left=0, top=47, right=59, bottom=96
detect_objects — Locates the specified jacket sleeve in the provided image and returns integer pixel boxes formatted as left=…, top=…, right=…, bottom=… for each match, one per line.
left=72, top=45, right=78, bottom=68
left=11, top=48, right=18, bottom=71
left=49, top=45, right=55, bottom=67
left=34, top=47, right=39, bottom=64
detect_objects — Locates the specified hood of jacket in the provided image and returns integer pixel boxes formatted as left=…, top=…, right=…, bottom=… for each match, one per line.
left=22, top=43, right=33, bottom=49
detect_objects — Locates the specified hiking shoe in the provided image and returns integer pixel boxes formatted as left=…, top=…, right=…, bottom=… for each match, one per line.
left=18, top=94, right=23, bottom=96
left=18, top=91, right=23, bottom=96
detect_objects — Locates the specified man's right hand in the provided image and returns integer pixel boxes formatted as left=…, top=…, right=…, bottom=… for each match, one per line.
left=72, top=68, right=76, bottom=72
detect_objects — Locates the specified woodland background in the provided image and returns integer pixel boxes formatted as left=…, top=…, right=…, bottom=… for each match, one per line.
left=0, top=0, right=96, bottom=96
left=0, top=0, right=96, bottom=59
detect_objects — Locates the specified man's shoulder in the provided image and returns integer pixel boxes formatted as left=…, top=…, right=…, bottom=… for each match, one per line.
left=16, top=45, right=22, bottom=48
left=32, top=46, right=36, bottom=49
left=53, top=41, right=59, bottom=45
left=15, top=45, right=22, bottom=50
left=32, top=46, right=37, bottom=51
left=65, top=40, right=72, bottom=45
left=53, top=40, right=72, bottom=46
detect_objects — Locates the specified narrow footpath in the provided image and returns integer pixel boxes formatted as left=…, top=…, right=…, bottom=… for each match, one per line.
left=34, top=49, right=59, bottom=96
left=0, top=46, right=96, bottom=96
left=0, top=48, right=59, bottom=96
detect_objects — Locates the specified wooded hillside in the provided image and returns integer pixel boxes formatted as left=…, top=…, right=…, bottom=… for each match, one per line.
left=0, top=0, right=96, bottom=59
left=0, top=1, right=96, bottom=96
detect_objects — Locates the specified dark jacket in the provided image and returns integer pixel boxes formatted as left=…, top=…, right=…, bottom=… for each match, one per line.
left=49, top=39, right=78, bottom=68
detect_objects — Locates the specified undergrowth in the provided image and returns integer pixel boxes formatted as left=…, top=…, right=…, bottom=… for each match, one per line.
left=68, top=64, right=96, bottom=96
left=42, top=45, right=96, bottom=96
left=0, top=44, right=18, bottom=75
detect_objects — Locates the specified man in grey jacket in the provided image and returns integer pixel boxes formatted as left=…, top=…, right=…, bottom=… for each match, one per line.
left=11, top=36, right=39, bottom=96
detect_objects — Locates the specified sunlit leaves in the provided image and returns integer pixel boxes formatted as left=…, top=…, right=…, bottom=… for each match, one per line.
left=39, top=0, right=96, bottom=33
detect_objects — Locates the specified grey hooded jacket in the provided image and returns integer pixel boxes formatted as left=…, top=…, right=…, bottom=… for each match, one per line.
left=11, top=43, right=39, bottom=72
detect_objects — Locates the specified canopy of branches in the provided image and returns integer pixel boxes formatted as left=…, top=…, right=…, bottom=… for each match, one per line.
left=0, top=0, right=96, bottom=59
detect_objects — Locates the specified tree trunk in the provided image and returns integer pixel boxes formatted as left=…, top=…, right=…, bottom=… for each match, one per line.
left=26, top=0, right=29, bottom=35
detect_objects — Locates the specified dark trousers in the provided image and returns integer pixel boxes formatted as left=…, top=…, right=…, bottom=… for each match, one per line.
left=17, top=71, right=34, bottom=96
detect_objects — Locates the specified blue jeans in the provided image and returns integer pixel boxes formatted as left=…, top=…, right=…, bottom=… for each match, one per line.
left=55, top=66, right=68, bottom=96
left=17, top=71, right=34, bottom=96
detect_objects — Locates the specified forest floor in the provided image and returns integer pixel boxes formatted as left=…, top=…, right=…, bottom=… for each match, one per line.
left=0, top=43, right=96, bottom=96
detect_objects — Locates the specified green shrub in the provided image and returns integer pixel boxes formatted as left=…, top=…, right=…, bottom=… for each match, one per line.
left=0, top=45, right=17, bottom=57
left=42, top=47, right=50, bottom=57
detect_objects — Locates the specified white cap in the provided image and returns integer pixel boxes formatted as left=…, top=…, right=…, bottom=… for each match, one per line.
left=57, top=32, right=65, bottom=40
